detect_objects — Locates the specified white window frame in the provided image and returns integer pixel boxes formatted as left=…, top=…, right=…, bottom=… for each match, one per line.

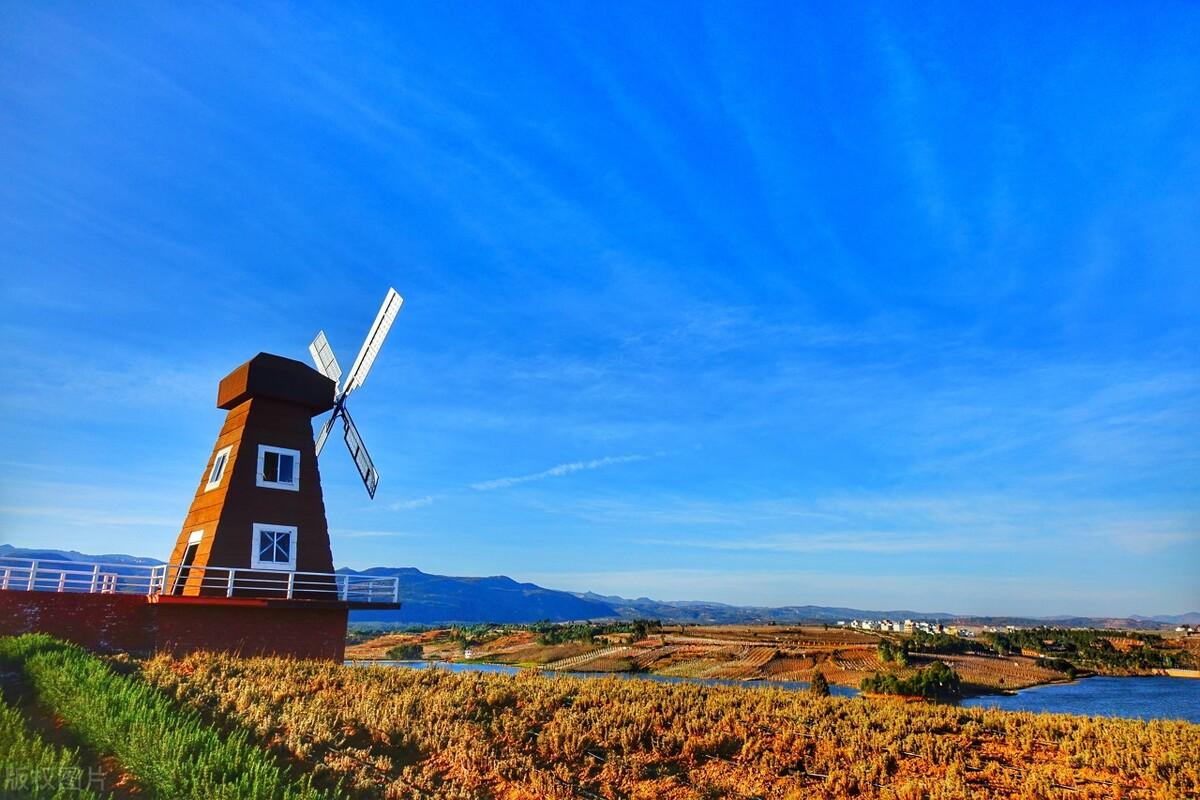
left=256, top=444, right=300, bottom=491
left=205, top=446, right=233, bottom=492
left=187, top=530, right=203, bottom=546
left=250, top=523, right=297, bottom=571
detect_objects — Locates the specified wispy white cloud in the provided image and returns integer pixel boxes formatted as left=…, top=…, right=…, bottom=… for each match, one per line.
left=470, top=454, right=648, bottom=491
left=330, top=528, right=418, bottom=539
left=389, top=495, right=435, bottom=510
left=540, top=490, right=1199, bottom=557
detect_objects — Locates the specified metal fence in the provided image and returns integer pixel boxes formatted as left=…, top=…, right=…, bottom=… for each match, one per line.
left=0, top=557, right=398, bottom=604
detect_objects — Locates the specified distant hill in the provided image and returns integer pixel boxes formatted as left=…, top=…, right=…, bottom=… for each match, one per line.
left=574, top=592, right=955, bottom=624
left=0, top=544, right=162, bottom=567
left=2, top=545, right=1193, bottom=628
left=339, top=566, right=616, bottom=623
left=1131, top=612, right=1200, bottom=626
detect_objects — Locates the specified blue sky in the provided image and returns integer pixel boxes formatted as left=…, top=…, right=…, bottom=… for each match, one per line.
left=1, top=3, right=1197, bottom=616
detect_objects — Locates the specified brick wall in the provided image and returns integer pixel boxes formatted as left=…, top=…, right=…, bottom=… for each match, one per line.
left=0, top=590, right=346, bottom=661
left=155, top=602, right=346, bottom=660
left=0, top=590, right=157, bottom=654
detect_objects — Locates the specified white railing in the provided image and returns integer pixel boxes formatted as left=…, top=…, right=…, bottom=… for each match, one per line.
left=0, top=557, right=398, bottom=604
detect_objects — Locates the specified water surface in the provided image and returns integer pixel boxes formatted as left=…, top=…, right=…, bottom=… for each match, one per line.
left=961, top=676, right=1200, bottom=723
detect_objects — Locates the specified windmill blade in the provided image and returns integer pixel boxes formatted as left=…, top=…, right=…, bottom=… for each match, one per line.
left=342, top=288, right=403, bottom=396
left=314, top=410, right=339, bottom=456
left=308, top=330, right=343, bottom=389
left=341, top=408, right=380, bottom=498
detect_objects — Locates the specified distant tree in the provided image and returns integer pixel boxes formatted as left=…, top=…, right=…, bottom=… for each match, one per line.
left=385, top=644, right=423, bottom=660
left=809, top=671, right=830, bottom=697
left=988, top=633, right=1013, bottom=656
left=860, top=672, right=903, bottom=695
left=913, top=660, right=960, bottom=700
left=861, top=661, right=961, bottom=700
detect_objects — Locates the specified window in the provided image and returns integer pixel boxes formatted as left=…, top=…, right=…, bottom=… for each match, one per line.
left=251, top=523, right=297, bottom=570
left=256, top=445, right=300, bottom=491
left=205, top=446, right=233, bottom=491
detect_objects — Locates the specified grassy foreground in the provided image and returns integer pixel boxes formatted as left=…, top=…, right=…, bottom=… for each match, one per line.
left=0, top=699, right=98, bottom=800
left=144, top=651, right=1200, bottom=800
left=0, top=634, right=328, bottom=800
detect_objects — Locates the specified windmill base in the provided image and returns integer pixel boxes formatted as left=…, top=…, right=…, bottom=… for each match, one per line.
left=0, top=590, right=353, bottom=662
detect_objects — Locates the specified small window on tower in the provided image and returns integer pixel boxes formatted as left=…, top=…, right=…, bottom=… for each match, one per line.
left=205, top=446, right=233, bottom=491
left=251, top=523, right=297, bottom=570
left=256, top=445, right=300, bottom=491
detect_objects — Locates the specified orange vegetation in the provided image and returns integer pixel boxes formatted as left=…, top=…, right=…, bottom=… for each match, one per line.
left=143, top=652, right=1200, bottom=800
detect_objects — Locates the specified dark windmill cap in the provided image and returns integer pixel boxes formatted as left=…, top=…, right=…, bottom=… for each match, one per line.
left=217, top=353, right=336, bottom=413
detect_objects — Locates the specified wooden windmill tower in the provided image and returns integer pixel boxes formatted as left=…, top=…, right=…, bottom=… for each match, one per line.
left=165, top=289, right=403, bottom=599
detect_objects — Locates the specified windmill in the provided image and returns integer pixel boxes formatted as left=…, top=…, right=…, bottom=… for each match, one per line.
left=308, top=288, right=404, bottom=498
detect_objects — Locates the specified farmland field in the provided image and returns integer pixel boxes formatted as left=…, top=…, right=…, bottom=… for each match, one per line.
left=4, top=634, right=1198, bottom=798
left=144, top=649, right=1200, bottom=799
left=346, top=624, right=1077, bottom=692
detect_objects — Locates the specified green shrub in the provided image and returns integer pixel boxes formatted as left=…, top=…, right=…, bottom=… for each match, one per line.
left=0, top=701, right=99, bottom=800
left=861, top=661, right=961, bottom=700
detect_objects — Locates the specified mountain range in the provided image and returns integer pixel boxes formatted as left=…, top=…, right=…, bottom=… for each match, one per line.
left=3, top=545, right=1196, bottom=629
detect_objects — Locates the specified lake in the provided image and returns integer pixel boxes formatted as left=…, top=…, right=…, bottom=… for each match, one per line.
left=354, top=661, right=1200, bottom=722
left=962, top=676, right=1200, bottom=723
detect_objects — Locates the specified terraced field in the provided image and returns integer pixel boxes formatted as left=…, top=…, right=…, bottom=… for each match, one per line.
left=921, top=653, right=1067, bottom=690
left=762, top=655, right=817, bottom=681
left=348, top=625, right=1083, bottom=694
left=543, top=645, right=631, bottom=671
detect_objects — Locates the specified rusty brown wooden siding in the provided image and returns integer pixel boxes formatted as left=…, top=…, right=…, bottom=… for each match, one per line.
left=167, top=354, right=336, bottom=598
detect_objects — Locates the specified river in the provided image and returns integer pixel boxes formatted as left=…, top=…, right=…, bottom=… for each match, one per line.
left=353, top=661, right=1200, bottom=722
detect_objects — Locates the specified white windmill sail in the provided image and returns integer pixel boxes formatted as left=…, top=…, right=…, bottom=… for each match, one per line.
left=308, top=330, right=343, bottom=390
left=342, top=408, right=379, bottom=498
left=342, top=288, right=403, bottom=396
left=314, top=410, right=338, bottom=456
left=306, top=287, right=401, bottom=498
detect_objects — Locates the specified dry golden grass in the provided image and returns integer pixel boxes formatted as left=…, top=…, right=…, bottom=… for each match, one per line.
left=143, top=652, right=1200, bottom=800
